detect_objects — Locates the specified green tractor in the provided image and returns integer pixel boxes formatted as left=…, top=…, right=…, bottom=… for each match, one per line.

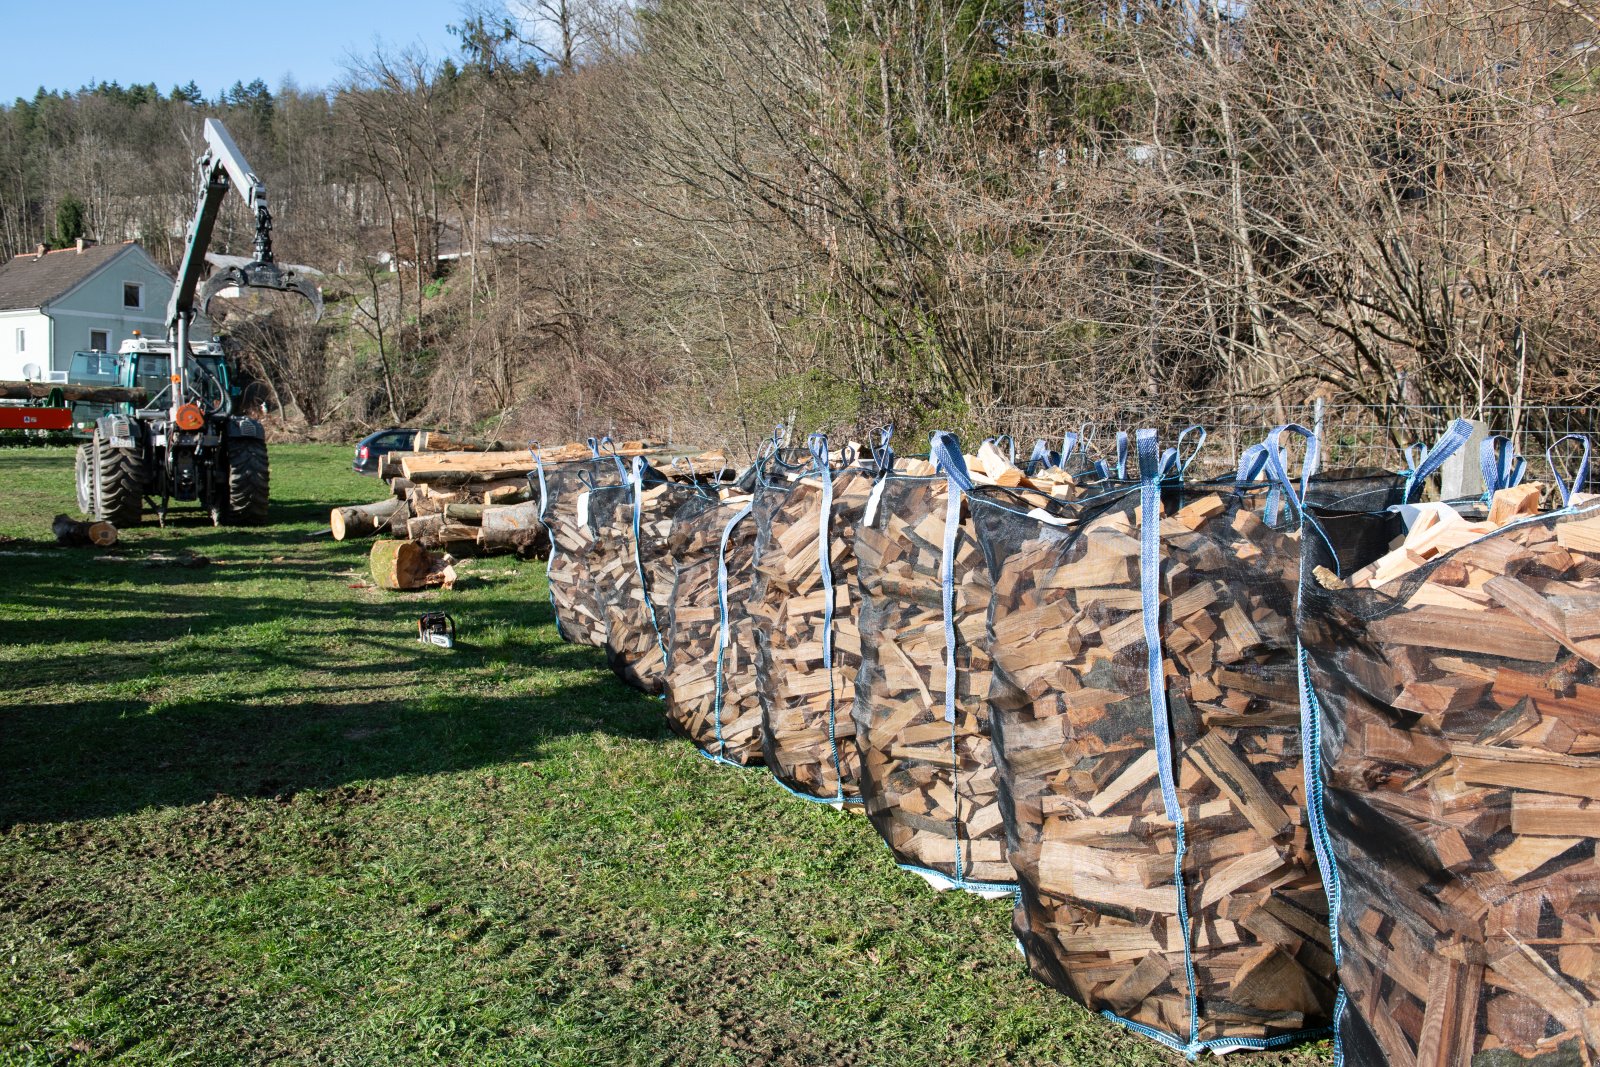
left=74, top=117, right=319, bottom=527
left=73, top=335, right=268, bottom=526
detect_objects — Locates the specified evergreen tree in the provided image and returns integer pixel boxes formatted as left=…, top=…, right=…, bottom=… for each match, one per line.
left=47, top=194, right=86, bottom=248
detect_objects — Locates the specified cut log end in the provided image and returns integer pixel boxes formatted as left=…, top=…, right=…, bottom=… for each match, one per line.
left=369, top=539, right=439, bottom=590
left=53, top=513, right=117, bottom=547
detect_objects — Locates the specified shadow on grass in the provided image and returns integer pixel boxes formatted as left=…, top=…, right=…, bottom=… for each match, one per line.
left=0, top=543, right=660, bottom=826
left=0, top=667, right=669, bottom=828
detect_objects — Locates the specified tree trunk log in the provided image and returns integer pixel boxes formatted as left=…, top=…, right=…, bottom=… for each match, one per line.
left=369, top=539, right=436, bottom=590
left=476, top=500, right=548, bottom=554
left=52, top=513, right=117, bottom=547
left=330, top=498, right=405, bottom=540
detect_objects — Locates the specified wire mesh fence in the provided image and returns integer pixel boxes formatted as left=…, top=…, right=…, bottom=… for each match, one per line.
left=987, top=399, right=1599, bottom=490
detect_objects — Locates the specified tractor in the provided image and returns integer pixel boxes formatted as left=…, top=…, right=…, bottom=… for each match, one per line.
left=76, top=118, right=320, bottom=526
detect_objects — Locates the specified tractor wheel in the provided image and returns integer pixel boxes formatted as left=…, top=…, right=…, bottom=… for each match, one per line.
left=93, top=431, right=144, bottom=527
left=75, top=443, right=95, bottom=514
left=224, top=437, right=270, bottom=525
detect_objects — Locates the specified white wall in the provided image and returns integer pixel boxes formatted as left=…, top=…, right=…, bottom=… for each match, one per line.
left=0, top=308, right=52, bottom=381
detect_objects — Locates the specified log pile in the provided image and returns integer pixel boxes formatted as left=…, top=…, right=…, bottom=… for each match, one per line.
left=749, top=462, right=879, bottom=803
left=1301, top=500, right=1600, bottom=1066
left=969, top=480, right=1337, bottom=1048
left=663, top=492, right=764, bottom=765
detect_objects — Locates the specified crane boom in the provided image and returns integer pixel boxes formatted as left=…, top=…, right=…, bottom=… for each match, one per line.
left=165, top=118, right=320, bottom=425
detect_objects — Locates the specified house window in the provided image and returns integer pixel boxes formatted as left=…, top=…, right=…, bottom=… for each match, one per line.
left=14, top=328, right=22, bottom=353
left=123, top=282, right=142, bottom=309
left=90, top=329, right=109, bottom=352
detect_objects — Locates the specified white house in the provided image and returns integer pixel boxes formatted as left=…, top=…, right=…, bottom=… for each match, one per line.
left=0, top=240, right=172, bottom=381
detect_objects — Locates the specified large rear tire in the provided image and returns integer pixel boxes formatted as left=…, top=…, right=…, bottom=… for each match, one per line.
left=93, top=431, right=144, bottom=527
left=75, top=444, right=94, bottom=514
left=224, top=437, right=269, bottom=525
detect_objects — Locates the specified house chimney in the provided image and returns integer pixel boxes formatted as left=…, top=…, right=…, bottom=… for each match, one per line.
left=75, top=237, right=86, bottom=254
left=33, top=243, right=45, bottom=259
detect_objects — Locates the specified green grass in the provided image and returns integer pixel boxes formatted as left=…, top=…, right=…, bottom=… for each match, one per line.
left=0, top=445, right=1332, bottom=1065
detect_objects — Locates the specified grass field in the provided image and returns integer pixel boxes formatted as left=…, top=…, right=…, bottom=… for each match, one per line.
left=0, top=445, right=1333, bottom=1065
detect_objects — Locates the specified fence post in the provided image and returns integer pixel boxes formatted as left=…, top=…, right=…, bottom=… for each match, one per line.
left=1439, top=418, right=1490, bottom=500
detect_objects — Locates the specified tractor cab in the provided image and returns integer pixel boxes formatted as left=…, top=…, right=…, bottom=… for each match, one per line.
left=67, top=338, right=235, bottom=435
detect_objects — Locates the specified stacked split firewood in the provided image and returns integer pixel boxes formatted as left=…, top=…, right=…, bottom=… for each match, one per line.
left=331, top=417, right=1600, bottom=1061
left=1301, top=491, right=1600, bottom=1066
left=663, top=492, right=765, bottom=764
left=582, top=458, right=732, bottom=693
left=968, top=477, right=1338, bottom=1049
left=747, top=457, right=881, bottom=803
left=850, top=445, right=1094, bottom=888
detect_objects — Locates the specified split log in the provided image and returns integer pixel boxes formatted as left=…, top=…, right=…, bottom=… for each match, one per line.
left=969, top=468, right=1343, bottom=1047
left=52, top=513, right=117, bottom=547
left=389, top=477, right=414, bottom=499
left=370, top=539, right=436, bottom=590
left=663, top=492, right=764, bottom=764
left=1301, top=495, right=1600, bottom=1065
left=330, top=498, right=404, bottom=540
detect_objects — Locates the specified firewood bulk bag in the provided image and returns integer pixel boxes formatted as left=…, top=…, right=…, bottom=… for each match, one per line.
left=585, top=456, right=724, bottom=695
left=532, top=440, right=631, bottom=646
left=749, top=434, right=884, bottom=805
left=1295, top=425, right=1600, bottom=1067
left=663, top=487, right=764, bottom=765
left=968, top=427, right=1339, bottom=1056
left=849, top=432, right=1100, bottom=892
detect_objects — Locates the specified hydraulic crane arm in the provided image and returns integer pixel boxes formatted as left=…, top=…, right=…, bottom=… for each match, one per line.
left=167, top=117, right=322, bottom=334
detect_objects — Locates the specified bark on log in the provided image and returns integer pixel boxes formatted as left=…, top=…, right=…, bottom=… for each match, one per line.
left=406, top=514, right=444, bottom=543
left=0, top=381, right=148, bottom=403
left=475, top=500, right=546, bottom=549
left=52, top=513, right=117, bottom=546
left=412, top=431, right=517, bottom=452
left=443, top=503, right=485, bottom=523
left=330, top=498, right=404, bottom=540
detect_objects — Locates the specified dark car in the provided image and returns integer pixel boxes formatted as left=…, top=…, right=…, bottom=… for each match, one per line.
left=353, top=427, right=426, bottom=473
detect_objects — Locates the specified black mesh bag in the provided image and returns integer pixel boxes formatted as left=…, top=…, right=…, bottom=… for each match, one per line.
left=968, top=427, right=1344, bottom=1055
left=533, top=442, right=631, bottom=646
left=849, top=432, right=1103, bottom=892
left=1295, top=422, right=1600, bottom=1066
left=663, top=486, right=764, bottom=765
left=586, top=457, right=726, bottom=694
left=748, top=435, right=883, bottom=804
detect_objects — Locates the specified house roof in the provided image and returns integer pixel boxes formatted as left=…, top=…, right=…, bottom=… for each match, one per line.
left=0, top=242, right=144, bottom=312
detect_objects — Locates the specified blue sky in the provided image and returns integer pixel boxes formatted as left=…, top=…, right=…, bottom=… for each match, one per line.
left=2, top=1, right=468, bottom=102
